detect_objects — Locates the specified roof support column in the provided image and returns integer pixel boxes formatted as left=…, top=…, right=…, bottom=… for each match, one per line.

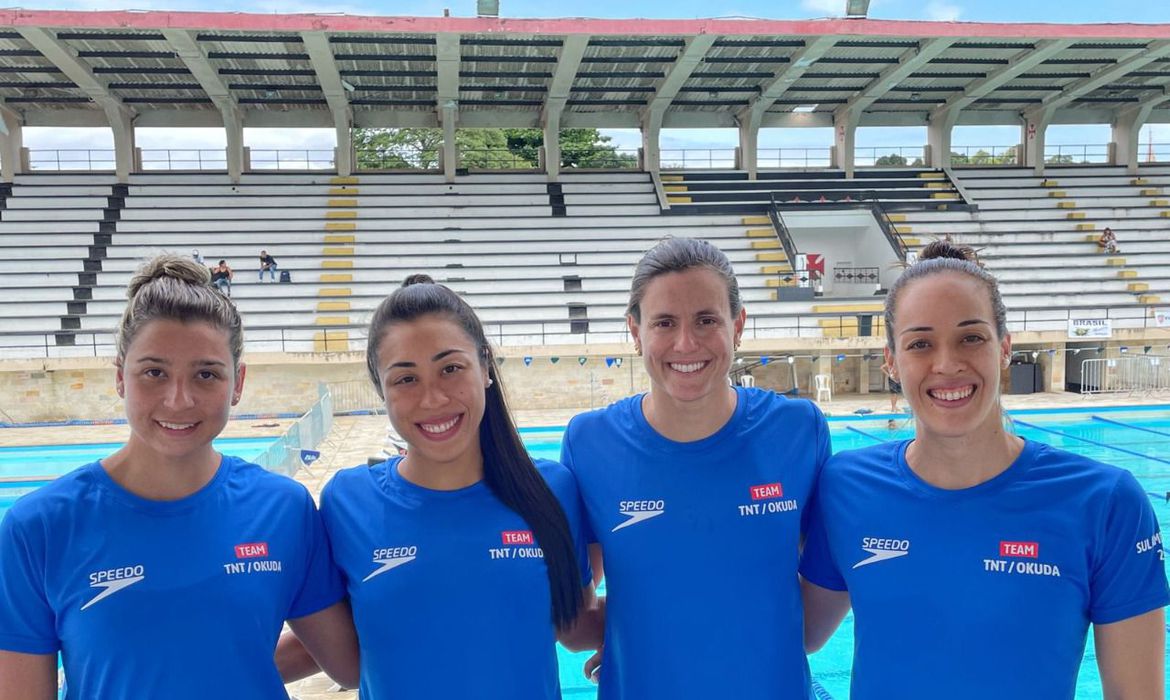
left=109, top=108, right=136, bottom=182
left=435, top=33, right=461, bottom=183
left=1022, top=107, right=1054, bottom=175
left=0, top=106, right=25, bottom=182
left=223, top=107, right=244, bottom=181
left=1112, top=90, right=1170, bottom=174
left=737, top=111, right=759, bottom=180
left=927, top=108, right=957, bottom=169
left=440, top=103, right=458, bottom=183
left=639, top=34, right=716, bottom=178
left=833, top=109, right=858, bottom=178
left=543, top=105, right=563, bottom=181
left=640, top=111, right=661, bottom=176
left=301, top=32, right=353, bottom=177
left=542, top=35, right=588, bottom=182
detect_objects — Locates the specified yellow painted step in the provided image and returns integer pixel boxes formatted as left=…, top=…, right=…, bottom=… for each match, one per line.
left=316, top=316, right=351, bottom=326
left=1118, top=270, right=1138, bottom=279
left=323, top=260, right=354, bottom=269
left=1056, top=201, right=1077, bottom=209
left=664, top=185, right=688, bottom=192
left=325, top=222, right=357, bottom=231
left=1128, top=282, right=1150, bottom=293
left=1150, top=199, right=1169, bottom=207
left=760, top=265, right=793, bottom=274
left=667, top=195, right=692, bottom=203
left=318, top=287, right=352, bottom=297
left=1067, top=212, right=1086, bottom=220
left=1132, top=178, right=1149, bottom=186
left=901, top=237, right=922, bottom=246
left=312, top=330, right=349, bottom=353
left=317, top=301, right=351, bottom=312
left=918, top=172, right=944, bottom=179
left=751, top=239, right=780, bottom=249
left=812, top=304, right=884, bottom=313
left=1138, top=295, right=1161, bottom=304
left=885, top=213, right=908, bottom=223
left=328, top=198, right=358, bottom=208
left=892, top=225, right=913, bottom=234
left=925, top=182, right=949, bottom=189
left=323, top=246, right=355, bottom=256
left=1041, top=179, right=1059, bottom=187
left=330, top=176, right=358, bottom=185
left=746, top=228, right=774, bottom=238
left=328, top=187, right=358, bottom=196
left=1075, top=223, right=1096, bottom=231
left=765, top=278, right=798, bottom=288
left=742, top=216, right=770, bottom=225
left=661, top=174, right=684, bottom=182
left=756, top=252, right=787, bottom=262
left=1162, top=210, right=1170, bottom=218
left=320, top=273, right=353, bottom=283
left=324, top=234, right=355, bottom=244
left=326, top=211, right=357, bottom=219
left=1105, top=257, right=1127, bottom=267
left=1047, top=191, right=1066, bottom=198
left=1140, top=188, right=1162, bottom=196
left=1084, top=234, right=1100, bottom=243
left=931, top=192, right=959, bottom=199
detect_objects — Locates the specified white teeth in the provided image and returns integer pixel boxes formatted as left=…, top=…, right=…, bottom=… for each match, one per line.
left=158, top=420, right=195, bottom=430
left=930, top=386, right=974, bottom=402
left=670, top=362, right=706, bottom=374
left=420, top=417, right=459, bottom=434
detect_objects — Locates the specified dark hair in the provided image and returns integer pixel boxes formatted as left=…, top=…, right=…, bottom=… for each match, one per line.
left=627, top=237, right=742, bottom=322
left=884, top=240, right=1008, bottom=350
left=217, top=259, right=227, bottom=266
left=365, top=276, right=583, bottom=629
left=118, top=254, right=243, bottom=366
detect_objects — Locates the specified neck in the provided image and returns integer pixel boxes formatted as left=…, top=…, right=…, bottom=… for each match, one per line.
left=398, top=452, right=485, bottom=491
left=905, top=424, right=1024, bottom=490
left=101, top=443, right=221, bottom=501
left=642, top=385, right=738, bottom=442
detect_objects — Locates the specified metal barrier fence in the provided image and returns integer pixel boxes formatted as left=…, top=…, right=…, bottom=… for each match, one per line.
left=1080, top=356, right=1170, bottom=395
left=254, top=383, right=334, bottom=476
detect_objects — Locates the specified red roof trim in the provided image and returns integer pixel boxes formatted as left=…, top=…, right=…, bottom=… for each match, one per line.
left=0, top=10, right=1167, bottom=40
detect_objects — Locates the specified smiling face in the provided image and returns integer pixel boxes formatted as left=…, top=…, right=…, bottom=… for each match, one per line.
left=885, top=270, right=1011, bottom=443
left=116, top=318, right=245, bottom=467
left=375, top=313, right=490, bottom=477
left=629, top=267, right=746, bottom=409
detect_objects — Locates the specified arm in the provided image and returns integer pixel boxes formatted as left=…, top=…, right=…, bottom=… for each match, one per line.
left=801, top=577, right=851, bottom=653
left=557, top=585, right=604, bottom=652
left=1095, top=607, right=1165, bottom=700
left=279, top=600, right=360, bottom=688
left=0, top=651, right=56, bottom=700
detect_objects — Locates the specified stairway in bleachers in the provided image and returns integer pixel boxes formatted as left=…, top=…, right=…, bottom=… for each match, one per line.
left=661, top=168, right=964, bottom=215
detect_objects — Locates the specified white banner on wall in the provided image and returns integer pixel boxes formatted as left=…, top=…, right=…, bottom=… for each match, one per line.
left=1067, top=318, right=1112, bottom=339
left=1154, top=309, right=1170, bottom=328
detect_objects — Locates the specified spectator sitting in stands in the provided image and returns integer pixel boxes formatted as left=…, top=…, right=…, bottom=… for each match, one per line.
left=211, top=259, right=233, bottom=296
left=192, top=249, right=204, bottom=266
left=259, top=250, right=278, bottom=282
left=1097, top=227, right=1119, bottom=255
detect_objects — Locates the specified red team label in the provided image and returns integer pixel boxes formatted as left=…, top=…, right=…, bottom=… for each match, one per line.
left=235, top=542, right=269, bottom=559
left=750, top=483, right=784, bottom=500
left=999, top=541, right=1039, bottom=558
left=501, top=530, right=534, bottom=545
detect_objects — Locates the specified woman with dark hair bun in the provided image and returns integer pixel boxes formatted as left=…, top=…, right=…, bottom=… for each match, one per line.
left=801, top=240, right=1168, bottom=699
left=0, top=254, right=357, bottom=700
left=561, top=237, right=831, bottom=699
left=289, top=273, right=599, bottom=698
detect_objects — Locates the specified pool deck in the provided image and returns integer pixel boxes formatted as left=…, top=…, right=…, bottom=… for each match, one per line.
left=4, top=389, right=1169, bottom=699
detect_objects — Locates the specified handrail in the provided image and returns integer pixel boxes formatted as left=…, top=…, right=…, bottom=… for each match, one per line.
left=651, top=171, right=671, bottom=211
left=868, top=198, right=908, bottom=262
left=767, top=192, right=801, bottom=279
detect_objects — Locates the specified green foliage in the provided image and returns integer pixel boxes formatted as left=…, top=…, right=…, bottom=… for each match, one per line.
left=353, top=127, right=634, bottom=170
left=874, top=153, right=908, bottom=166
left=949, top=145, right=1020, bottom=166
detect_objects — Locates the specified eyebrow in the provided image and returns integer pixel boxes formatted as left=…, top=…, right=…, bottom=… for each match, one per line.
left=133, top=356, right=227, bottom=367
left=900, top=319, right=990, bottom=333
left=647, top=308, right=721, bottom=319
left=386, top=348, right=469, bottom=370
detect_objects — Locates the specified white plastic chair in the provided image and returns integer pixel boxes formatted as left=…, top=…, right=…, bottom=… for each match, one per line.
left=814, top=374, right=832, bottom=402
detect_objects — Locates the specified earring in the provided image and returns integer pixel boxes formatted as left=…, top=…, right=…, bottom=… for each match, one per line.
left=486, top=377, right=494, bottom=388
left=634, top=344, right=642, bottom=356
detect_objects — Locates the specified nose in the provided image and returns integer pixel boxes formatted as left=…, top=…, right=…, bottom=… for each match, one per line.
left=418, top=379, right=450, bottom=410
left=673, top=324, right=700, bottom=353
left=931, top=344, right=966, bottom=375
left=164, top=377, right=196, bottom=410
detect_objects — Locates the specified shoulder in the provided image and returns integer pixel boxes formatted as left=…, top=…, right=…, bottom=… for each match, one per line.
left=224, top=456, right=312, bottom=501
left=739, top=388, right=826, bottom=429
left=564, top=394, right=642, bottom=440
left=822, top=441, right=902, bottom=481
left=3, top=464, right=102, bottom=532
left=1024, top=441, right=1136, bottom=501
left=533, top=459, right=579, bottom=500
left=321, top=460, right=382, bottom=504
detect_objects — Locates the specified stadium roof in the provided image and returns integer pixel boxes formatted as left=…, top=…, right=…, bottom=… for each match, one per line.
left=0, top=10, right=1167, bottom=130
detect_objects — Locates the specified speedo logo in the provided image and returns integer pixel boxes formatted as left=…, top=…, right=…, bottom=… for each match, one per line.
left=82, top=565, right=146, bottom=610
left=612, top=500, right=665, bottom=532
left=853, top=537, right=910, bottom=569
left=363, top=546, right=418, bottom=583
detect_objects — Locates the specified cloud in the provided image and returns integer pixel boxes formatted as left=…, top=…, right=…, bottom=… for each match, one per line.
left=924, top=0, right=962, bottom=21
left=801, top=0, right=845, bottom=16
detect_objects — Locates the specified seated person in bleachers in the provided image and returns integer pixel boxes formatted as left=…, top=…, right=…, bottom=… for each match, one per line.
left=259, top=250, right=279, bottom=282
left=1097, top=227, right=1119, bottom=254
left=211, top=260, right=233, bottom=296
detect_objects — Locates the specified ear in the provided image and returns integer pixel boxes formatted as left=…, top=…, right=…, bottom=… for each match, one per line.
left=882, top=346, right=896, bottom=380
left=1000, top=334, right=1012, bottom=369
left=627, top=314, right=641, bottom=350
left=733, top=306, right=747, bottom=345
left=231, top=362, right=247, bottom=406
left=115, top=362, right=126, bottom=399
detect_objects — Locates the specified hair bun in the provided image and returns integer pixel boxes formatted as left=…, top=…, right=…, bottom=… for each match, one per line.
left=126, top=254, right=211, bottom=299
left=401, top=273, right=435, bottom=288
left=918, top=240, right=980, bottom=266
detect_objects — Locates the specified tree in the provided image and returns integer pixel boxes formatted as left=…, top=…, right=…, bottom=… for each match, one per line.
left=874, top=153, right=908, bottom=166
left=353, top=126, right=633, bottom=170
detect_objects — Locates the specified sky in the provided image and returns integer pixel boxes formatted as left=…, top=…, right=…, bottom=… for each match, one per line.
left=11, top=0, right=1170, bottom=162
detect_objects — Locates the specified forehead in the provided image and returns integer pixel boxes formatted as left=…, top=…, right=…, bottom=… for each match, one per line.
left=894, top=271, right=994, bottom=329
left=377, top=314, right=477, bottom=358
left=126, top=319, right=232, bottom=357
left=640, top=267, right=731, bottom=314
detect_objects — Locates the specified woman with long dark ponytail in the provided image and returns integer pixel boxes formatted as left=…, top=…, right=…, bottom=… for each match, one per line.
left=308, top=274, right=598, bottom=698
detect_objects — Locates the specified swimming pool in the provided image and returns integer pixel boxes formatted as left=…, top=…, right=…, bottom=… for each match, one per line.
left=524, top=406, right=1170, bottom=699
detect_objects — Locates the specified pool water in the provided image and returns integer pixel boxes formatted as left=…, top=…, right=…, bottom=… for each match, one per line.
left=524, top=407, right=1170, bottom=699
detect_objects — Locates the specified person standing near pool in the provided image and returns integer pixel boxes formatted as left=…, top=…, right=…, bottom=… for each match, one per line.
left=800, top=241, right=1168, bottom=699
left=561, top=238, right=831, bottom=698
left=280, top=274, right=600, bottom=698
left=0, top=255, right=357, bottom=699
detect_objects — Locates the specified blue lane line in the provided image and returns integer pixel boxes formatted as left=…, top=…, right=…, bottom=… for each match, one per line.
left=846, top=426, right=890, bottom=444
left=812, top=680, right=836, bottom=700
left=1013, top=419, right=1170, bottom=467
left=1090, top=415, right=1170, bottom=439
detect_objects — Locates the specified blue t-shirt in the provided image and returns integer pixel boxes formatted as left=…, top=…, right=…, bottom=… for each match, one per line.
left=320, top=457, right=592, bottom=700
left=0, top=455, right=344, bottom=699
left=800, top=439, right=1170, bottom=700
left=561, top=387, right=830, bottom=700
